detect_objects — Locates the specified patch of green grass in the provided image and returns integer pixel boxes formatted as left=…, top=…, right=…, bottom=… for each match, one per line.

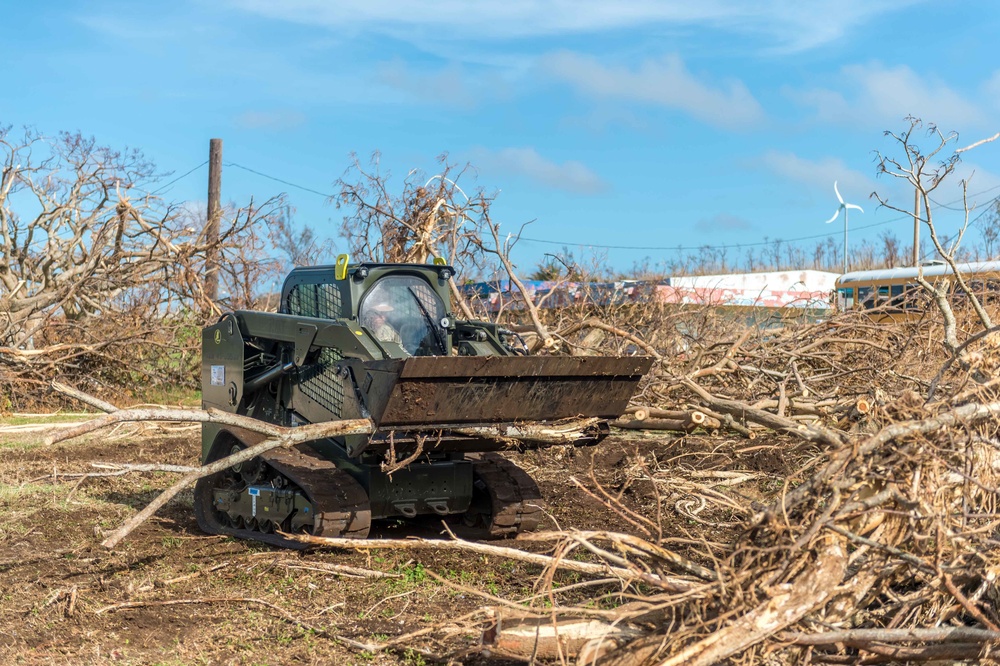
left=384, top=562, right=430, bottom=592
left=1, top=413, right=94, bottom=426
left=0, top=438, right=45, bottom=452
left=400, top=562, right=427, bottom=584
left=0, top=482, right=63, bottom=502
left=142, top=386, right=201, bottom=407
left=403, top=648, right=427, bottom=666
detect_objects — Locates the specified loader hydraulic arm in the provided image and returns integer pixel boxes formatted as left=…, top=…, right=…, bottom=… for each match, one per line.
left=235, top=310, right=386, bottom=364
left=453, top=320, right=527, bottom=356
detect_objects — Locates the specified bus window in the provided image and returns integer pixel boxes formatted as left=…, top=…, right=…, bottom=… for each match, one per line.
left=903, top=284, right=927, bottom=310
left=838, top=288, right=855, bottom=310
left=985, top=279, right=1000, bottom=304
left=877, top=286, right=889, bottom=304
left=857, top=286, right=874, bottom=308
left=889, top=285, right=904, bottom=306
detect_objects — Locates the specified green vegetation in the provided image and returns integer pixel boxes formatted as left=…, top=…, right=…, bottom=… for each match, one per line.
left=1, top=413, right=94, bottom=426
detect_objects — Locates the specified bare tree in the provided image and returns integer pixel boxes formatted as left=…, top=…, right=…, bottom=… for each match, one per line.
left=335, top=152, right=488, bottom=268
left=977, top=198, right=1000, bottom=259
left=0, top=126, right=284, bottom=393
left=267, top=206, right=337, bottom=270
left=334, top=152, right=505, bottom=319
left=336, top=153, right=650, bottom=351
left=874, top=116, right=999, bottom=352
left=879, top=230, right=902, bottom=268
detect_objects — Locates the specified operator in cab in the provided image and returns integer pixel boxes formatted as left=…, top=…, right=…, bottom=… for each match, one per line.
left=366, top=302, right=402, bottom=345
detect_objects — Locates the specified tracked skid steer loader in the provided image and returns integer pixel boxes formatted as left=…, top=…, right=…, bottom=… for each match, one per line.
left=195, top=258, right=652, bottom=547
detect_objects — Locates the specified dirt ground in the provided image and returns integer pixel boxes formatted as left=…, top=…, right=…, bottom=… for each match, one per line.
left=0, top=423, right=797, bottom=665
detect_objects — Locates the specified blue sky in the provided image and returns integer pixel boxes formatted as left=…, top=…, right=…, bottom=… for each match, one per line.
left=3, top=1, right=999, bottom=274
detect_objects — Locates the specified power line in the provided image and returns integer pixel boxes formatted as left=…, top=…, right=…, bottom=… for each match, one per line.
left=520, top=216, right=906, bottom=251
left=521, top=188, right=1000, bottom=252
left=149, top=160, right=209, bottom=195
left=929, top=182, right=1000, bottom=211
left=225, top=161, right=1000, bottom=253
left=226, top=162, right=335, bottom=198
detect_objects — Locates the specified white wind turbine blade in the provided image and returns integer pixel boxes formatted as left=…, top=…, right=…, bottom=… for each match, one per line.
left=833, top=180, right=845, bottom=204
left=844, top=203, right=864, bottom=213
left=824, top=209, right=841, bottom=224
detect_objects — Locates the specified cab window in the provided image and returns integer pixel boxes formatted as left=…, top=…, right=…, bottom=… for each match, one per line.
left=359, top=276, right=448, bottom=356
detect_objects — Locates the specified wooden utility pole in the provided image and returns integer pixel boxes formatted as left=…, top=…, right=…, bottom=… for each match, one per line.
left=206, top=138, right=222, bottom=302
left=912, top=187, right=921, bottom=266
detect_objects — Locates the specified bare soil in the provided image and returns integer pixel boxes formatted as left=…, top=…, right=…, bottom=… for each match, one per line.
left=0, top=425, right=796, bottom=665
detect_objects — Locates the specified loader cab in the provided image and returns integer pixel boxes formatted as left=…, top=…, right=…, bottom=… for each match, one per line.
left=280, top=259, right=454, bottom=357
left=358, top=274, right=449, bottom=356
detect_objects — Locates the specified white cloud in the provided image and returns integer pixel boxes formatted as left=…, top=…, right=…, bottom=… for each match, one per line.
left=541, top=52, right=764, bottom=130
left=234, top=110, right=307, bottom=130
left=788, top=62, right=987, bottom=132
left=559, top=107, right=649, bottom=134
left=984, top=71, right=1000, bottom=108
left=227, top=0, right=928, bottom=53
left=472, top=147, right=608, bottom=195
left=758, top=151, right=879, bottom=203
left=758, top=150, right=1000, bottom=224
left=376, top=60, right=510, bottom=109
left=934, top=160, right=1000, bottom=212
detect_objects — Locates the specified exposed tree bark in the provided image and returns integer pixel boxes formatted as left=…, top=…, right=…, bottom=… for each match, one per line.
left=652, top=536, right=847, bottom=666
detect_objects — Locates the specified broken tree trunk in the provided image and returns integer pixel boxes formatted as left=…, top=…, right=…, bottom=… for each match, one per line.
left=482, top=610, right=644, bottom=662
left=599, top=536, right=847, bottom=666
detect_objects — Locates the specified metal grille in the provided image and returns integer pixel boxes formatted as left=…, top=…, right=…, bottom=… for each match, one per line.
left=288, top=283, right=345, bottom=418
left=298, top=347, right=345, bottom=418
left=286, top=283, right=342, bottom=319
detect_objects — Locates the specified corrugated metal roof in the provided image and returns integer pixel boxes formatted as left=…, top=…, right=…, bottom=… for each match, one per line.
left=837, top=260, right=1000, bottom=285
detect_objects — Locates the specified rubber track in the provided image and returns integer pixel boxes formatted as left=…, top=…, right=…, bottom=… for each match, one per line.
left=194, top=443, right=371, bottom=549
left=470, top=453, right=544, bottom=537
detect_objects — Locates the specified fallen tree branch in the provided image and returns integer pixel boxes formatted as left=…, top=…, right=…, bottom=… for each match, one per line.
left=518, top=530, right=717, bottom=582
left=483, top=608, right=644, bottom=662
left=454, top=417, right=602, bottom=445
left=682, top=378, right=845, bottom=445
left=781, top=627, right=1000, bottom=645
left=653, top=535, right=847, bottom=666
left=90, top=462, right=198, bottom=474
left=568, top=317, right=662, bottom=360
left=286, top=532, right=703, bottom=594
left=766, top=398, right=1000, bottom=522
left=98, top=417, right=373, bottom=549
left=51, top=380, right=119, bottom=413
left=45, top=406, right=291, bottom=445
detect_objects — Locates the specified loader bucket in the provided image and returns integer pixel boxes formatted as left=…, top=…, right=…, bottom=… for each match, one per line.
left=355, top=356, right=654, bottom=428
